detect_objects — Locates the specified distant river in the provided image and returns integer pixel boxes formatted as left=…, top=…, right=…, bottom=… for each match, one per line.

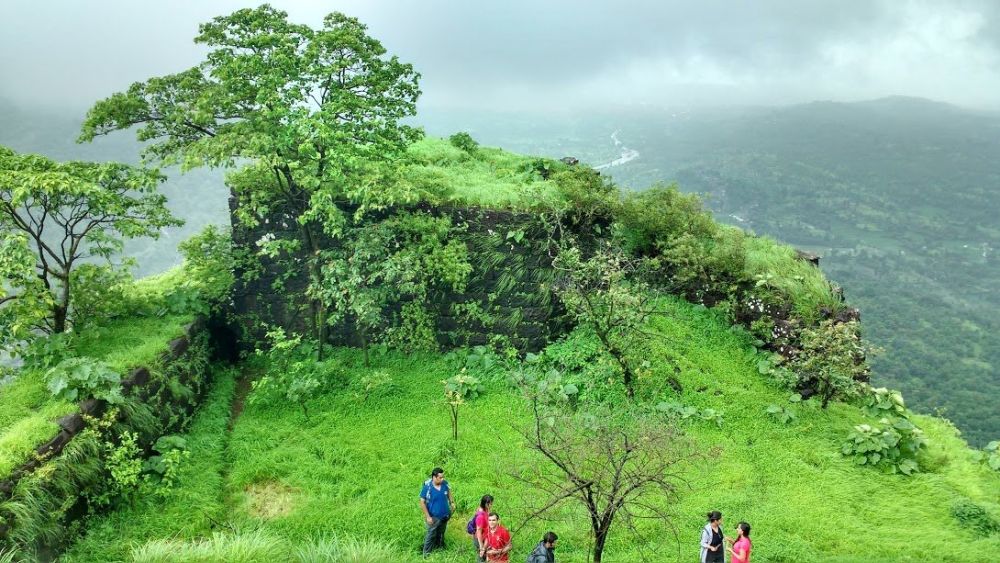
left=595, top=130, right=639, bottom=169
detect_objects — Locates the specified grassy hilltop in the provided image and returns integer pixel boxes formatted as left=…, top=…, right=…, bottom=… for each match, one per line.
left=28, top=138, right=996, bottom=562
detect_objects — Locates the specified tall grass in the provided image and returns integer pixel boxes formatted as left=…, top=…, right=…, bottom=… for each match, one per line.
left=403, top=138, right=557, bottom=208
left=130, top=530, right=285, bottom=563
left=743, top=234, right=841, bottom=320
left=294, top=535, right=402, bottom=563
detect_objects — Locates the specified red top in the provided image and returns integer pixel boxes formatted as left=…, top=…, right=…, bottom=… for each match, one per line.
left=484, top=525, right=512, bottom=562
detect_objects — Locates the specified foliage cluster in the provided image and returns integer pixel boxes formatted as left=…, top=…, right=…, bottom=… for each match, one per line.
left=975, top=440, right=1000, bottom=472
left=315, top=211, right=471, bottom=362
left=787, top=320, right=875, bottom=408
left=0, top=145, right=180, bottom=350
left=45, top=357, right=124, bottom=405
left=442, top=370, right=485, bottom=440
left=251, top=329, right=339, bottom=420
left=840, top=387, right=927, bottom=475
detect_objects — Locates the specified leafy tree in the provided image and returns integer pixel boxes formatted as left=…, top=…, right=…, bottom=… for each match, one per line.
left=551, top=241, right=670, bottom=398
left=0, top=146, right=179, bottom=342
left=789, top=320, right=876, bottom=408
left=79, top=5, right=423, bottom=356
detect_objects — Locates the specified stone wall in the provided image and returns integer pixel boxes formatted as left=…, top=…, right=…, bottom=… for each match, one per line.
left=0, top=319, right=213, bottom=556
left=230, top=202, right=569, bottom=352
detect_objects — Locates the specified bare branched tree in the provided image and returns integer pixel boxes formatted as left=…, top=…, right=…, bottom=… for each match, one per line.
left=511, top=392, right=704, bottom=562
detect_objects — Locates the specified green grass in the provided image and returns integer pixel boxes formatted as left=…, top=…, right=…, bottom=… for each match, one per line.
left=62, top=368, right=237, bottom=563
left=403, top=137, right=559, bottom=208
left=0, top=314, right=191, bottom=481
left=743, top=233, right=842, bottom=320
left=61, top=298, right=1000, bottom=562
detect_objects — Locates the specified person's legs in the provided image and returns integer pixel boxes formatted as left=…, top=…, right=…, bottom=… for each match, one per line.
left=423, top=518, right=441, bottom=556
left=472, top=536, right=484, bottom=562
left=435, top=516, right=450, bottom=549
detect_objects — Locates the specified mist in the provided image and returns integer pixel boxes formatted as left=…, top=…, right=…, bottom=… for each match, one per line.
left=2, top=0, right=999, bottom=114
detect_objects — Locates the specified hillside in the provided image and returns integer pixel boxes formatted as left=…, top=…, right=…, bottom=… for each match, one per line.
left=60, top=299, right=1000, bottom=562
left=418, top=98, right=1000, bottom=446
left=2, top=136, right=997, bottom=561
left=5, top=89, right=1000, bottom=560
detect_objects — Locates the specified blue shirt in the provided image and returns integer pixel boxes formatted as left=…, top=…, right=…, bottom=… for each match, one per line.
left=419, top=479, right=451, bottom=518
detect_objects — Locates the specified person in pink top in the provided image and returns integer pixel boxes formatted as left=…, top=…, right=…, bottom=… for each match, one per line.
left=727, top=521, right=752, bottom=563
left=472, top=494, right=494, bottom=562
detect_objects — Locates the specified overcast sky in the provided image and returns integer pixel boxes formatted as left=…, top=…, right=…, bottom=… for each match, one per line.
left=2, top=0, right=999, bottom=113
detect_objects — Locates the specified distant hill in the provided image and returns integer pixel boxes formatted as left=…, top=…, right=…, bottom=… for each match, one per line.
left=417, top=98, right=1000, bottom=446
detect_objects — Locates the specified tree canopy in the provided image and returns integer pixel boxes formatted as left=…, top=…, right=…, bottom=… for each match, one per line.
left=79, top=5, right=423, bottom=350
left=0, top=145, right=179, bottom=341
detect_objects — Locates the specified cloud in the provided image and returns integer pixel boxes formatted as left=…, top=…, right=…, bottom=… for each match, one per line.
left=1, top=0, right=998, bottom=112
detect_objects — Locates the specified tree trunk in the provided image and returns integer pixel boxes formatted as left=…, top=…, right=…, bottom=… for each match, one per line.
left=361, top=328, right=370, bottom=368
left=53, top=305, right=68, bottom=334
left=595, top=330, right=635, bottom=399
left=300, top=223, right=327, bottom=361
left=592, top=527, right=609, bottom=563
left=53, top=275, right=71, bottom=333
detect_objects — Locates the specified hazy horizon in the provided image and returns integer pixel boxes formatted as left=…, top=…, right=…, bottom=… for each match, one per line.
left=2, top=0, right=1000, bottom=114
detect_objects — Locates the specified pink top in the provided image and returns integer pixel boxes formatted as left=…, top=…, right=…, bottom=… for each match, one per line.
left=732, top=537, right=752, bottom=563
left=475, top=509, right=489, bottom=533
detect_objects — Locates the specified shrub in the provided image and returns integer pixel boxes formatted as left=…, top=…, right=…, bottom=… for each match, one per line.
left=448, top=131, right=479, bottom=154
left=978, top=440, right=1000, bottom=472
left=619, top=185, right=747, bottom=298
left=442, top=370, right=485, bottom=440
left=863, top=387, right=907, bottom=418
left=766, top=404, right=798, bottom=425
left=251, top=329, right=328, bottom=420
left=655, top=400, right=725, bottom=427
left=788, top=320, right=874, bottom=408
left=951, top=499, right=1000, bottom=535
left=352, top=370, right=395, bottom=402
left=544, top=166, right=620, bottom=228
left=841, top=417, right=926, bottom=475
left=143, top=435, right=191, bottom=493
left=46, top=357, right=124, bottom=405
left=69, top=263, right=132, bottom=328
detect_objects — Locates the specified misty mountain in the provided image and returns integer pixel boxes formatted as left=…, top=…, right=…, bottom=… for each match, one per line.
left=418, top=97, right=1000, bottom=446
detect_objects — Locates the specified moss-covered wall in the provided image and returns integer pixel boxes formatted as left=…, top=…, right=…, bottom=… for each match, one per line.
left=230, top=201, right=567, bottom=352
left=0, top=320, right=213, bottom=557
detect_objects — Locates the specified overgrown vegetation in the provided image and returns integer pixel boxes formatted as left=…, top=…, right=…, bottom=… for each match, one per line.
left=2, top=7, right=997, bottom=561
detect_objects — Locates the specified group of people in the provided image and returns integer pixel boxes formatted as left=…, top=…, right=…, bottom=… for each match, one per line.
left=700, top=511, right=752, bottom=563
left=419, top=467, right=558, bottom=562
left=419, top=467, right=751, bottom=562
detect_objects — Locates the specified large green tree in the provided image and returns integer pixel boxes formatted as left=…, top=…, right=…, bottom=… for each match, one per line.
left=0, top=146, right=179, bottom=342
left=79, top=5, right=423, bottom=353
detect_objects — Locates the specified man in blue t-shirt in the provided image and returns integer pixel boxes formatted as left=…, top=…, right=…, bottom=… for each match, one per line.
left=419, top=466, right=455, bottom=556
